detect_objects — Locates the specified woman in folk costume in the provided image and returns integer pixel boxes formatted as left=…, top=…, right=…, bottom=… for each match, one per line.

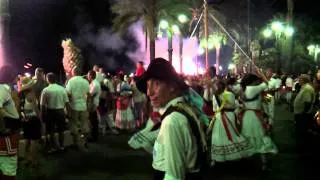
left=130, top=76, right=147, bottom=129
left=209, top=80, right=253, bottom=163
left=238, top=66, right=278, bottom=171
left=115, top=73, right=135, bottom=130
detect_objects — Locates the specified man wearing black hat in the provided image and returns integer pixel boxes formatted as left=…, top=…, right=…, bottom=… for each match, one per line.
left=136, top=58, right=207, bottom=180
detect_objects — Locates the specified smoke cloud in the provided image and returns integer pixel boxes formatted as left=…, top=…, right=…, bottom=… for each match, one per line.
left=72, top=2, right=146, bottom=73
left=126, top=20, right=147, bottom=64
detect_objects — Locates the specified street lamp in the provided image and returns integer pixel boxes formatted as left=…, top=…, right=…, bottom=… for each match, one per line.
left=262, top=20, right=295, bottom=72
left=263, top=28, right=272, bottom=38
left=178, top=14, right=188, bottom=24
left=308, top=44, right=320, bottom=61
left=159, top=14, right=188, bottom=68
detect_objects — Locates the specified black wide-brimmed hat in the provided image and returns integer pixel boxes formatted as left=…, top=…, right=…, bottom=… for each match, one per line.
left=136, top=57, right=188, bottom=94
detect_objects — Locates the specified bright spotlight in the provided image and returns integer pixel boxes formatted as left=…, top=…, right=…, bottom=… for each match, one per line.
left=271, top=21, right=284, bottom=33
left=178, top=14, right=188, bottom=23
left=263, top=28, right=272, bottom=38
left=284, top=26, right=294, bottom=37
left=198, top=47, right=204, bottom=55
left=159, top=20, right=169, bottom=29
left=24, top=72, right=31, bottom=77
left=228, top=63, right=235, bottom=70
left=172, top=25, right=180, bottom=34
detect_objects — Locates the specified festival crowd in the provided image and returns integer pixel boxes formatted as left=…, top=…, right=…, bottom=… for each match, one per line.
left=0, top=58, right=319, bottom=180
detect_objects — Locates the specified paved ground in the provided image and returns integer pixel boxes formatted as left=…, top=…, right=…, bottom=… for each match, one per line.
left=17, top=104, right=320, bottom=180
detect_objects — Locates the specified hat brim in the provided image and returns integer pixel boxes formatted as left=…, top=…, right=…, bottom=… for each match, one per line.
left=136, top=71, right=188, bottom=94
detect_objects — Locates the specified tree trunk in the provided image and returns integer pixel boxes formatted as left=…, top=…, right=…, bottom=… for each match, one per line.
left=149, top=0, right=156, bottom=62
left=179, top=35, right=183, bottom=73
left=0, top=0, right=10, bottom=66
left=168, top=32, right=173, bottom=64
left=204, top=1, right=209, bottom=70
left=216, top=47, right=220, bottom=75
left=145, top=29, right=148, bottom=52
left=285, top=0, right=294, bottom=73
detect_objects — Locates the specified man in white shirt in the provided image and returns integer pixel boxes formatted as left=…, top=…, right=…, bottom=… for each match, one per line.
left=87, top=70, right=101, bottom=142
left=93, top=65, right=105, bottom=83
left=40, top=73, right=70, bottom=151
left=66, top=68, right=90, bottom=151
left=136, top=58, right=206, bottom=180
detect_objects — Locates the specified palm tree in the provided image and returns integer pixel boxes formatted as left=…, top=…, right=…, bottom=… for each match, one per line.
left=285, top=0, right=294, bottom=73
left=111, top=0, right=193, bottom=63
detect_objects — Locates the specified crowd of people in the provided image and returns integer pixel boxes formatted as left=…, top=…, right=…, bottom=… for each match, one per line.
left=0, top=58, right=319, bottom=179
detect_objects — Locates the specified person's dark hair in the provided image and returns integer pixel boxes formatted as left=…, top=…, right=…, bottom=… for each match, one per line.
left=46, top=72, right=57, bottom=83
left=118, top=73, right=124, bottom=81
left=35, top=68, right=44, bottom=74
left=226, top=77, right=236, bottom=86
left=214, top=79, right=226, bottom=95
left=138, top=61, right=144, bottom=65
left=88, top=70, right=96, bottom=79
left=240, top=74, right=261, bottom=90
left=72, top=67, right=81, bottom=76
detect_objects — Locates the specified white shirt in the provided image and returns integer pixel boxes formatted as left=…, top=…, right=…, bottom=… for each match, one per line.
left=95, top=72, right=105, bottom=83
left=40, top=83, right=69, bottom=109
left=231, top=83, right=242, bottom=96
left=0, top=84, right=19, bottom=119
left=275, top=78, right=282, bottom=89
left=66, top=76, right=90, bottom=111
left=244, top=82, right=268, bottom=110
left=90, top=79, right=101, bottom=107
left=153, top=97, right=198, bottom=180
left=268, top=78, right=278, bottom=90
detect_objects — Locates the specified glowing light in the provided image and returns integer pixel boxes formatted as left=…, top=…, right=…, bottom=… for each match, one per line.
left=178, top=14, right=188, bottom=23
left=172, top=25, right=180, bottom=34
left=198, top=47, right=205, bottom=55
left=26, top=63, right=32, bottom=67
left=228, top=63, right=235, bottom=70
left=219, top=66, right=222, bottom=70
left=263, top=28, right=272, bottom=38
left=24, top=72, right=31, bottom=77
left=159, top=20, right=169, bottom=29
left=24, top=65, right=30, bottom=69
left=284, top=26, right=294, bottom=37
left=271, top=21, right=284, bottom=33
left=157, top=31, right=163, bottom=38
left=152, top=37, right=200, bottom=75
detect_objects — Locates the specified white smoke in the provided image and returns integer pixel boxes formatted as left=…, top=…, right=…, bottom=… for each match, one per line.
left=76, top=23, right=125, bottom=53
left=126, top=20, right=147, bottom=64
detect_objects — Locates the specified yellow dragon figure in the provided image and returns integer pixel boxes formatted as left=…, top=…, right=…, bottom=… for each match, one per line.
left=61, top=38, right=83, bottom=78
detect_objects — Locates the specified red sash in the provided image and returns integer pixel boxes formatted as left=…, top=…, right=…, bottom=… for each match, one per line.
left=202, top=103, right=214, bottom=118
left=150, top=112, right=161, bottom=125
left=221, top=111, right=240, bottom=142
left=0, top=132, right=19, bottom=156
left=116, top=97, right=130, bottom=110
left=285, top=87, right=292, bottom=91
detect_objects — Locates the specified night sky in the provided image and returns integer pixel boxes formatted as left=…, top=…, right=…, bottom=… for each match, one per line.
left=7, top=0, right=320, bottom=74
